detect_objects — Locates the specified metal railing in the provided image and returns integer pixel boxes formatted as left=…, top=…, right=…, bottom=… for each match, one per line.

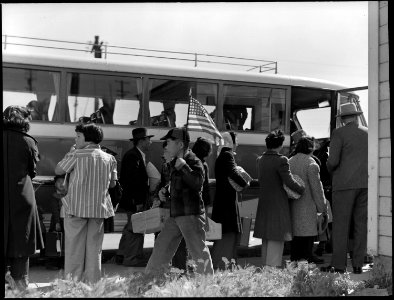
left=2, top=34, right=278, bottom=73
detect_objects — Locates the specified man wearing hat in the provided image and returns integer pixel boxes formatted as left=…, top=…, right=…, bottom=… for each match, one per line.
left=145, top=127, right=214, bottom=275
left=321, top=103, right=368, bottom=274
left=116, top=128, right=154, bottom=267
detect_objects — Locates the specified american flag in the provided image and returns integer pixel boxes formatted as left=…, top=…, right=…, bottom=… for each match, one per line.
left=187, top=97, right=223, bottom=146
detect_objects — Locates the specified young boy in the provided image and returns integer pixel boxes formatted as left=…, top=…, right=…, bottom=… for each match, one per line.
left=55, top=123, right=117, bottom=283
left=145, top=127, right=213, bottom=275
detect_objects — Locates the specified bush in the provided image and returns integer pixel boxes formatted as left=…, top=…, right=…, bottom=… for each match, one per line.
left=5, top=260, right=370, bottom=298
left=289, top=264, right=365, bottom=297
left=363, top=257, right=392, bottom=294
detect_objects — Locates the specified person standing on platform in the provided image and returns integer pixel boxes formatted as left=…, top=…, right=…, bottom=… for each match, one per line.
left=211, top=132, right=248, bottom=270
left=55, top=123, right=117, bottom=283
left=116, top=128, right=153, bottom=267
left=4, top=105, right=45, bottom=290
left=321, top=103, right=368, bottom=274
left=254, top=130, right=305, bottom=268
left=145, top=127, right=214, bottom=275
left=288, top=136, right=327, bottom=264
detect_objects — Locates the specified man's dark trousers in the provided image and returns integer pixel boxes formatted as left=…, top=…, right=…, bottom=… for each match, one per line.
left=331, top=188, right=368, bottom=270
left=117, top=212, right=144, bottom=265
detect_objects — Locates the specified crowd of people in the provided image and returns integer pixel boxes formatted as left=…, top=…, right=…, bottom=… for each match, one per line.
left=4, top=101, right=368, bottom=290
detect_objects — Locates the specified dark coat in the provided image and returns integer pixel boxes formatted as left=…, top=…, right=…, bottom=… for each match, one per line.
left=253, top=150, right=305, bottom=241
left=202, top=161, right=211, bottom=207
left=169, top=150, right=205, bottom=217
left=211, top=148, right=248, bottom=233
left=118, top=146, right=149, bottom=212
left=4, top=128, right=44, bottom=257
left=326, top=122, right=368, bottom=191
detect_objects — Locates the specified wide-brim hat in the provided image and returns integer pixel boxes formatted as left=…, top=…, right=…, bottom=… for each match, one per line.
left=129, top=127, right=154, bottom=141
left=336, top=103, right=363, bottom=118
left=160, top=127, right=190, bottom=143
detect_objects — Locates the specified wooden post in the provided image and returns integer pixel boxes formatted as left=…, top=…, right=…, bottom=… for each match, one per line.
left=367, top=0, right=379, bottom=257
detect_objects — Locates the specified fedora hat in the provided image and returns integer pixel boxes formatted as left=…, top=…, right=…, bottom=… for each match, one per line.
left=129, top=127, right=154, bottom=141
left=336, top=103, right=363, bottom=118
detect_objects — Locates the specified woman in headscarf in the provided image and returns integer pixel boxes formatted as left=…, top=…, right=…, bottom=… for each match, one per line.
left=211, top=131, right=249, bottom=270
left=4, top=105, right=44, bottom=290
left=288, top=136, right=327, bottom=264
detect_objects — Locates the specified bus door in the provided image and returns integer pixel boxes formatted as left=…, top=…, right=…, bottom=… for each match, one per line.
left=290, top=87, right=333, bottom=141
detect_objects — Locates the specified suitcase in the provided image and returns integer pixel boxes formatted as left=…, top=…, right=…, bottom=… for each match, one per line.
left=131, top=208, right=170, bottom=234
left=45, top=232, right=64, bottom=257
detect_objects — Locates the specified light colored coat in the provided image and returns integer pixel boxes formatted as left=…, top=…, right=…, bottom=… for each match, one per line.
left=288, top=153, right=327, bottom=237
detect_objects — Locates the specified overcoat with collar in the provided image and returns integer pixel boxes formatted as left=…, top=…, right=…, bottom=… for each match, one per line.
left=288, top=153, right=327, bottom=237
left=118, top=146, right=149, bottom=212
left=253, top=150, right=305, bottom=241
left=4, top=127, right=45, bottom=257
left=211, top=147, right=248, bottom=233
left=326, top=122, right=368, bottom=191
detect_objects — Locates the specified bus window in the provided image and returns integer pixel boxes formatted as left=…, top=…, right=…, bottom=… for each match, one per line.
left=67, top=73, right=142, bottom=125
left=194, top=82, right=217, bottom=119
left=270, top=89, right=286, bottom=131
left=223, top=85, right=286, bottom=132
left=3, top=67, right=60, bottom=121
left=148, top=79, right=217, bottom=128
left=295, top=107, right=331, bottom=139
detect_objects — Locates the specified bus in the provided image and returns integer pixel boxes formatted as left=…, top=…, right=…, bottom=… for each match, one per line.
left=3, top=51, right=367, bottom=226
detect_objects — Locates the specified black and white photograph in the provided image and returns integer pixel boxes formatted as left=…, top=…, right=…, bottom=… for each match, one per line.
left=3, top=2, right=391, bottom=297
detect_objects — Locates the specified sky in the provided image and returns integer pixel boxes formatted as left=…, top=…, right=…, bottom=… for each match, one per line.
left=2, top=2, right=369, bottom=123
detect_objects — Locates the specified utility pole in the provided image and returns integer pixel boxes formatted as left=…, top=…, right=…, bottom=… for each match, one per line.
left=91, top=35, right=104, bottom=58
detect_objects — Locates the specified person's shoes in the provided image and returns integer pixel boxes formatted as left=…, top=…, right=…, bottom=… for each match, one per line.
left=308, top=256, right=325, bottom=264
left=115, top=255, right=124, bottom=265
left=320, top=265, right=346, bottom=274
left=353, top=267, right=362, bottom=274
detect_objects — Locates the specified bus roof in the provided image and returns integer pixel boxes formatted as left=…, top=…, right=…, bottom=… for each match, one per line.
left=3, top=51, right=349, bottom=90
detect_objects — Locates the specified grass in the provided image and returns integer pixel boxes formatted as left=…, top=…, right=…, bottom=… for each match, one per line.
left=5, top=258, right=373, bottom=298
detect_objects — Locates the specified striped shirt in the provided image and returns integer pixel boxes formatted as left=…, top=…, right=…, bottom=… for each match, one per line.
left=56, top=144, right=117, bottom=218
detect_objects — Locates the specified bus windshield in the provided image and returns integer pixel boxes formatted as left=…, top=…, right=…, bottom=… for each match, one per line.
left=295, top=107, right=331, bottom=139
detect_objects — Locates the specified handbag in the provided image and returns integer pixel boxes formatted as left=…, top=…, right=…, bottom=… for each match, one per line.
left=283, top=174, right=304, bottom=199
left=317, top=200, right=332, bottom=241
left=45, top=232, right=64, bottom=257
left=228, top=166, right=252, bottom=192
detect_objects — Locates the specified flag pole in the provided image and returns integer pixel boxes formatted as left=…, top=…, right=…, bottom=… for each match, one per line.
left=186, top=88, right=193, bottom=132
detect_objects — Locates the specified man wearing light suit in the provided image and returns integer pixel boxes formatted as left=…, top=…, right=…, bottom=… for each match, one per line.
left=322, top=103, right=368, bottom=274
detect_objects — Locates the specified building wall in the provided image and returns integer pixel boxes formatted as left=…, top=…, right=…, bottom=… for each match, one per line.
left=368, top=1, right=391, bottom=270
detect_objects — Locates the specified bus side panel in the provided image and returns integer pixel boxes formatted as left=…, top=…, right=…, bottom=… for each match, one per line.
left=36, top=138, right=75, bottom=175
